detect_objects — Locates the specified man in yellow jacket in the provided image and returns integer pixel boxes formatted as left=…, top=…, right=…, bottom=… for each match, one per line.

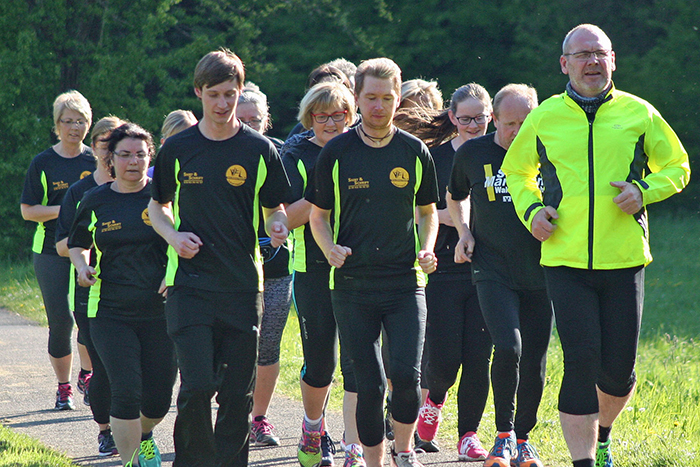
left=502, top=24, right=690, bottom=467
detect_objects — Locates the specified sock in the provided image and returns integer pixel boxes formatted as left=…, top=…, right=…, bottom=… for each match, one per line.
left=573, top=459, right=595, bottom=467
left=304, top=415, right=323, bottom=432
left=254, top=415, right=265, bottom=422
left=497, top=431, right=514, bottom=439
left=79, top=368, right=92, bottom=378
left=141, top=431, right=153, bottom=441
left=100, top=428, right=111, bottom=436
left=517, top=438, right=528, bottom=444
left=428, top=393, right=445, bottom=406
left=58, top=382, right=70, bottom=386
left=598, top=424, right=612, bottom=443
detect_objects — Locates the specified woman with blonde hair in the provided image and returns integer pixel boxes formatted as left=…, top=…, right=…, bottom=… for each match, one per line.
left=55, top=115, right=124, bottom=455
left=282, top=81, right=364, bottom=467
left=21, top=90, right=97, bottom=410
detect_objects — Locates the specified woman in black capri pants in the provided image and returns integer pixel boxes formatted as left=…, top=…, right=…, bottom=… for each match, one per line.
left=69, top=123, right=176, bottom=467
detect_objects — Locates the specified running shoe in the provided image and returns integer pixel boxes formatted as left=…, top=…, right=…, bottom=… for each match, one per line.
left=483, top=432, right=517, bottom=467
left=297, top=420, right=322, bottom=467
left=596, top=439, right=613, bottom=467
left=416, top=395, right=442, bottom=444
left=97, top=429, right=118, bottom=456
left=320, top=432, right=336, bottom=466
left=385, top=398, right=394, bottom=441
left=77, top=371, right=91, bottom=406
left=457, top=431, right=488, bottom=461
left=138, top=437, right=161, bottom=467
left=55, top=383, right=74, bottom=410
left=251, top=416, right=281, bottom=446
left=390, top=447, right=424, bottom=467
left=343, top=443, right=365, bottom=467
left=513, top=439, right=543, bottom=467
left=414, top=430, right=439, bottom=453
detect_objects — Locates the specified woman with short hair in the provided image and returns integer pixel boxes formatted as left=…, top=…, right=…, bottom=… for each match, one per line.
left=21, top=90, right=97, bottom=410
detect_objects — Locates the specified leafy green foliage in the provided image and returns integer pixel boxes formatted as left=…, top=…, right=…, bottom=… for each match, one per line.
left=1, top=0, right=698, bottom=259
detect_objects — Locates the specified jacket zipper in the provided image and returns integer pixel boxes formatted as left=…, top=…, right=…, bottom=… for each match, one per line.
left=587, top=118, right=595, bottom=270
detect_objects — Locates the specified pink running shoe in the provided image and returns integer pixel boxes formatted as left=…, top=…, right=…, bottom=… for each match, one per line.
left=457, top=431, right=488, bottom=461
left=416, top=395, right=443, bottom=442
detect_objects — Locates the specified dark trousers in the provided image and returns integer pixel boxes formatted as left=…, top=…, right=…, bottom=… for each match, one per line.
left=332, top=288, right=426, bottom=447
left=73, top=311, right=110, bottom=425
left=167, top=287, right=260, bottom=467
left=34, top=253, right=73, bottom=358
left=477, top=281, right=553, bottom=438
left=545, top=266, right=643, bottom=415
left=424, top=277, right=492, bottom=436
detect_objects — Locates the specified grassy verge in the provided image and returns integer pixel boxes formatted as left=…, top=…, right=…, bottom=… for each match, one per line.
left=0, top=424, right=75, bottom=467
left=1, top=213, right=698, bottom=466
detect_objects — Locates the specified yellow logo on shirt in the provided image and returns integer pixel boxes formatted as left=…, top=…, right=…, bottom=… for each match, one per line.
left=101, top=220, right=121, bottom=232
left=142, top=208, right=152, bottom=226
left=226, top=165, right=247, bottom=186
left=183, top=172, right=204, bottom=184
left=390, top=167, right=409, bottom=188
left=348, top=177, right=369, bottom=189
left=52, top=180, right=69, bottom=191
left=80, top=171, right=92, bottom=179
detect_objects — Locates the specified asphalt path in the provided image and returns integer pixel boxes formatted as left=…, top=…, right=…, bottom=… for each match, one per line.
left=0, top=308, right=468, bottom=466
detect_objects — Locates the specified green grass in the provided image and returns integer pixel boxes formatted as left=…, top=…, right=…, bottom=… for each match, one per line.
left=1, top=213, right=698, bottom=466
left=0, top=424, right=75, bottom=467
left=0, top=259, right=46, bottom=325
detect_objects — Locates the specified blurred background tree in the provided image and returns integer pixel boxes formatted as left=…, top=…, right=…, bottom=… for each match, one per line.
left=1, top=0, right=697, bottom=259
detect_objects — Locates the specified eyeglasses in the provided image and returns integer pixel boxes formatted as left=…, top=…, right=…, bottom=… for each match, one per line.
left=60, top=119, right=87, bottom=127
left=563, top=50, right=611, bottom=61
left=311, top=110, right=347, bottom=124
left=454, top=114, right=489, bottom=126
left=114, top=151, right=148, bottom=160
left=240, top=118, right=262, bottom=127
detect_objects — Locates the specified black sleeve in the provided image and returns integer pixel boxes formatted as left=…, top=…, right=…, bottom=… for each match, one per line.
left=281, top=146, right=306, bottom=203
left=448, top=144, right=472, bottom=201
left=150, top=143, right=177, bottom=204
left=307, top=145, right=335, bottom=210
left=259, top=143, right=291, bottom=209
left=415, top=144, right=439, bottom=206
left=55, top=184, right=81, bottom=243
left=67, top=194, right=95, bottom=250
left=20, top=157, right=45, bottom=206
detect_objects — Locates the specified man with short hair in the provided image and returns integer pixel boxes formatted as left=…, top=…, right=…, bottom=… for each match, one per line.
left=149, top=48, right=289, bottom=467
left=502, top=25, right=690, bottom=467
left=448, top=83, right=552, bottom=467
left=309, top=57, right=439, bottom=467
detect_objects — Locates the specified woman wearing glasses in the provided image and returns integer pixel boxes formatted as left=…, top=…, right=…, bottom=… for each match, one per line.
left=395, top=83, right=495, bottom=461
left=68, top=123, right=176, bottom=467
left=282, top=82, right=364, bottom=467
left=21, top=90, right=97, bottom=411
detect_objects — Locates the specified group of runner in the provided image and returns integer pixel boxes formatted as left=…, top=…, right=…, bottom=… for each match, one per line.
left=21, top=23, right=689, bottom=467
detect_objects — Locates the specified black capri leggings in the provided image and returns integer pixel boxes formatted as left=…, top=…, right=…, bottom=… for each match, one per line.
left=476, top=281, right=552, bottom=439
left=424, top=277, right=492, bottom=436
left=332, top=288, right=426, bottom=447
left=74, top=310, right=111, bottom=425
left=33, top=253, right=73, bottom=358
left=90, top=315, right=176, bottom=420
left=294, top=270, right=355, bottom=391
left=544, top=266, right=644, bottom=415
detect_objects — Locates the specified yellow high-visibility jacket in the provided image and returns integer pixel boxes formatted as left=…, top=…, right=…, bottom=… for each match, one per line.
left=502, top=86, right=690, bottom=270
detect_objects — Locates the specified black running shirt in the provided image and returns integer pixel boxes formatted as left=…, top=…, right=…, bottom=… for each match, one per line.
left=309, top=128, right=438, bottom=291
left=151, top=124, right=290, bottom=293
left=449, top=133, right=544, bottom=290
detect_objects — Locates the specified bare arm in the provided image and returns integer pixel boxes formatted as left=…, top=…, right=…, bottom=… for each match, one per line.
left=284, top=199, right=312, bottom=231
left=69, top=247, right=96, bottom=287
left=262, top=204, right=289, bottom=248
left=416, top=203, right=438, bottom=273
left=148, top=199, right=202, bottom=259
left=56, top=238, right=69, bottom=257
left=309, top=205, right=352, bottom=268
left=20, top=203, right=60, bottom=223
left=446, top=194, right=475, bottom=263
